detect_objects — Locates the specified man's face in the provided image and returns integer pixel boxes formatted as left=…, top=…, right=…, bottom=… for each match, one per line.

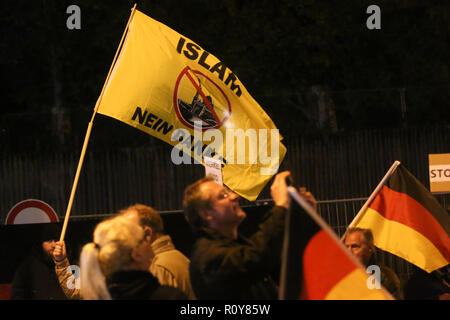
left=344, top=231, right=373, bottom=266
left=200, top=181, right=246, bottom=228
left=132, top=228, right=155, bottom=269
left=42, top=240, right=57, bottom=257
left=123, top=209, right=155, bottom=260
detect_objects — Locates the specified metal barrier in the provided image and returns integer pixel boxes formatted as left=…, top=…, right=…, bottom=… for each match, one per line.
left=253, top=194, right=449, bottom=285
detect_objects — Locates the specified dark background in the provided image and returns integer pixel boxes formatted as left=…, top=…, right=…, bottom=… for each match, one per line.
left=1, top=0, right=449, bottom=154
left=0, top=0, right=448, bottom=297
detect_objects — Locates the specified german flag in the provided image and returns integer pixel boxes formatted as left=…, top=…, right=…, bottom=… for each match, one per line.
left=354, top=164, right=450, bottom=273
left=279, top=188, right=392, bottom=300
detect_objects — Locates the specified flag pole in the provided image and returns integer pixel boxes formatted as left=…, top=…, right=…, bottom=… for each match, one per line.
left=281, top=187, right=395, bottom=300
left=59, top=4, right=138, bottom=242
left=341, top=160, right=401, bottom=241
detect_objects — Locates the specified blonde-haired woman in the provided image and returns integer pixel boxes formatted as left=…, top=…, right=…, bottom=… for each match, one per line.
left=80, top=215, right=186, bottom=300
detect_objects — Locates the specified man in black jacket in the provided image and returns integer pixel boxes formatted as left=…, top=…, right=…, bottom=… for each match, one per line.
left=182, top=171, right=291, bottom=300
left=11, top=224, right=67, bottom=300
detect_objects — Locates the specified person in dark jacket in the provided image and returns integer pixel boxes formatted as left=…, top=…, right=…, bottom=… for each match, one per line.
left=404, top=265, right=450, bottom=300
left=106, top=270, right=186, bottom=300
left=344, top=227, right=404, bottom=300
left=79, top=215, right=186, bottom=300
left=182, top=171, right=292, bottom=300
left=11, top=223, right=67, bottom=300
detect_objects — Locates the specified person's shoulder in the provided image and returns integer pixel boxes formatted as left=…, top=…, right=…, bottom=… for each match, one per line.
left=167, top=249, right=191, bottom=263
left=190, top=233, right=237, bottom=264
left=257, top=205, right=288, bottom=225
left=13, top=254, right=37, bottom=274
left=193, top=228, right=230, bottom=245
left=193, top=235, right=224, bottom=251
left=379, top=264, right=399, bottom=277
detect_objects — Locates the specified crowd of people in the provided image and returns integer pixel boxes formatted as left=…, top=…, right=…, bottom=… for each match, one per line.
left=9, top=171, right=450, bottom=300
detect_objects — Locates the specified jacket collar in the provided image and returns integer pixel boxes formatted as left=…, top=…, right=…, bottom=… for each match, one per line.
left=151, top=235, right=175, bottom=255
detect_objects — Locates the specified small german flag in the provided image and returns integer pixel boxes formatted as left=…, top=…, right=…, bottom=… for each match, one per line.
left=279, top=188, right=392, bottom=300
left=354, top=164, right=450, bottom=273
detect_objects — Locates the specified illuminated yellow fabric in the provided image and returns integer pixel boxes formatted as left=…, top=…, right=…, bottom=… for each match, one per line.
left=97, top=10, right=286, bottom=200
left=325, top=269, right=390, bottom=300
left=356, top=208, right=448, bottom=273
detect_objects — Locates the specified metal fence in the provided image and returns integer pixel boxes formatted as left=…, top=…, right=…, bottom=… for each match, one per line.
left=1, top=125, right=449, bottom=284
left=59, top=195, right=448, bottom=284
left=315, top=194, right=449, bottom=284
left=1, top=125, right=449, bottom=221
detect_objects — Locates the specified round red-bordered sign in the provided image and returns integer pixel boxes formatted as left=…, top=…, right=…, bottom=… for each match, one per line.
left=5, top=199, right=59, bottom=225
left=173, top=66, right=231, bottom=130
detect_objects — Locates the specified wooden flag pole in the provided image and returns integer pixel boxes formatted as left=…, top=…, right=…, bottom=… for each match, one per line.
left=59, top=4, right=137, bottom=242
left=341, top=160, right=401, bottom=241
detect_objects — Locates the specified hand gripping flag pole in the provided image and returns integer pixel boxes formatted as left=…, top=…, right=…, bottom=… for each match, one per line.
left=59, top=4, right=138, bottom=242
left=341, top=160, right=401, bottom=241
left=279, top=186, right=393, bottom=300
left=344, top=162, right=449, bottom=273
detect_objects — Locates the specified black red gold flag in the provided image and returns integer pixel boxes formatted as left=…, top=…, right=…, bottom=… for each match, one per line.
left=279, top=188, right=392, bottom=299
left=353, top=164, right=450, bottom=273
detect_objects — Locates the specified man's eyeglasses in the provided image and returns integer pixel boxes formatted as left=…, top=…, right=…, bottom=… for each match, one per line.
left=217, top=189, right=232, bottom=200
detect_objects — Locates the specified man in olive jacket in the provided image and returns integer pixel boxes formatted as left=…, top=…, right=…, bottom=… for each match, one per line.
left=182, top=171, right=291, bottom=300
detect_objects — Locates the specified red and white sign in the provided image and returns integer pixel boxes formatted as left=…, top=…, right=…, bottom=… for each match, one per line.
left=174, top=66, right=231, bottom=130
left=5, top=199, right=59, bottom=225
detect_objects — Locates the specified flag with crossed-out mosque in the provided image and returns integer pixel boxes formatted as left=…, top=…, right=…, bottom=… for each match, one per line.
left=96, top=9, right=286, bottom=201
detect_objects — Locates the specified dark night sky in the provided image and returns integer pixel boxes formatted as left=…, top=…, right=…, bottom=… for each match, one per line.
left=1, top=0, right=449, bottom=153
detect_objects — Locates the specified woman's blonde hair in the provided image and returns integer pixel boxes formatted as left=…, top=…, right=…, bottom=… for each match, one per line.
left=80, top=215, right=145, bottom=300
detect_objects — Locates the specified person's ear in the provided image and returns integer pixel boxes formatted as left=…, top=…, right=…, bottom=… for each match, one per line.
left=143, top=226, right=153, bottom=242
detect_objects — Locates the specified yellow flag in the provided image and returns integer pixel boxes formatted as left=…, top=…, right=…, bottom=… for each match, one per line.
left=96, top=10, right=286, bottom=201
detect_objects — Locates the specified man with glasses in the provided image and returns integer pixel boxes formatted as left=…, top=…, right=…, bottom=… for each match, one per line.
left=182, top=171, right=291, bottom=299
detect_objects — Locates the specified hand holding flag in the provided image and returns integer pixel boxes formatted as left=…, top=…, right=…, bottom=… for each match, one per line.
left=279, top=186, right=393, bottom=299
left=348, top=162, right=450, bottom=273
